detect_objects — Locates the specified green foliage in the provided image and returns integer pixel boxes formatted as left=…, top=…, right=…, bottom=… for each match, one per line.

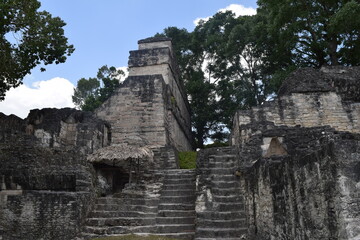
left=93, top=235, right=181, bottom=240
left=178, top=151, right=197, bottom=169
left=72, top=65, right=124, bottom=111
left=170, top=96, right=176, bottom=105
left=157, top=0, right=360, bottom=146
left=0, top=0, right=75, bottom=100
left=257, top=0, right=360, bottom=66
left=157, top=13, right=274, bottom=147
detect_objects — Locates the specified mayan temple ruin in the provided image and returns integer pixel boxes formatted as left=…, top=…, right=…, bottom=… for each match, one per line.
left=0, top=37, right=360, bottom=240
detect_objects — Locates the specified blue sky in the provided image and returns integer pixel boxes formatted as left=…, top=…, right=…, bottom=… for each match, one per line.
left=0, top=0, right=257, bottom=118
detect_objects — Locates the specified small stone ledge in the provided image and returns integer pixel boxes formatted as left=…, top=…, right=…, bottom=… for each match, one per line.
left=138, top=37, right=172, bottom=44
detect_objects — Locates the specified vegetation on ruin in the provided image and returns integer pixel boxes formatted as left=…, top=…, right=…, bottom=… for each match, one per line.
left=72, top=65, right=125, bottom=111
left=155, top=0, right=360, bottom=148
left=92, top=234, right=181, bottom=240
left=0, top=0, right=74, bottom=100
left=69, top=0, right=360, bottom=147
left=178, top=151, right=197, bottom=169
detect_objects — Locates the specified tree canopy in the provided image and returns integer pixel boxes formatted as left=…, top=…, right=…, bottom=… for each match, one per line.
left=0, top=0, right=75, bottom=100
left=156, top=0, right=360, bottom=147
left=72, top=65, right=124, bottom=112
left=258, top=0, right=360, bottom=67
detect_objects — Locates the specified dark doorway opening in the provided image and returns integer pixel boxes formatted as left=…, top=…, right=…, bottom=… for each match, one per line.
left=93, top=163, right=129, bottom=195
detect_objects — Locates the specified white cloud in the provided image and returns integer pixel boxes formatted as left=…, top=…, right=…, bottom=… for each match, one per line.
left=0, top=77, right=75, bottom=119
left=194, top=4, right=257, bottom=26
left=117, top=66, right=129, bottom=82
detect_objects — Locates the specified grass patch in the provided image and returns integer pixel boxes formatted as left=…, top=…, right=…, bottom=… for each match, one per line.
left=92, top=235, right=181, bottom=240
left=178, top=151, right=197, bottom=169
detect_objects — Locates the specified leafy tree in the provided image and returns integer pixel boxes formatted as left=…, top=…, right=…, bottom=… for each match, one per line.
left=186, top=69, right=218, bottom=147
left=72, top=77, right=100, bottom=109
left=193, top=12, right=276, bottom=127
left=157, top=0, right=360, bottom=146
left=72, top=65, right=124, bottom=111
left=155, top=28, right=220, bottom=147
left=0, top=0, right=75, bottom=100
left=257, top=0, right=360, bottom=67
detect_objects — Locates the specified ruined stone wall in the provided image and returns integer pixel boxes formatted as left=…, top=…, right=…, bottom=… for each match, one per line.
left=1, top=191, right=91, bottom=240
left=95, top=75, right=168, bottom=147
left=24, top=108, right=110, bottom=154
left=242, top=128, right=360, bottom=240
left=232, top=67, right=360, bottom=146
left=96, top=37, right=193, bottom=151
left=129, top=38, right=192, bottom=151
left=241, top=127, right=336, bottom=239
left=233, top=67, right=360, bottom=240
left=334, top=133, right=360, bottom=239
left=0, top=133, right=97, bottom=240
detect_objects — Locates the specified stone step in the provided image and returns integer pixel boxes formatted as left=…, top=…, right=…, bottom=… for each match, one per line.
left=156, top=216, right=195, bottom=225
left=114, top=192, right=147, bottom=199
left=164, top=169, right=196, bottom=174
left=208, top=162, right=236, bottom=168
left=197, top=211, right=245, bottom=220
left=195, top=227, right=247, bottom=238
left=160, top=189, right=195, bottom=197
left=162, top=184, right=195, bottom=190
left=212, top=195, right=244, bottom=203
left=163, top=175, right=196, bottom=181
left=97, top=197, right=159, bottom=206
left=86, top=217, right=155, bottom=227
left=90, top=210, right=156, bottom=218
left=158, top=210, right=196, bottom=218
left=212, top=202, right=244, bottom=212
left=157, top=224, right=195, bottom=233
left=149, top=232, right=195, bottom=240
left=96, top=232, right=195, bottom=240
left=160, top=196, right=196, bottom=204
left=158, top=203, right=195, bottom=211
left=163, top=178, right=196, bottom=185
left=95, top=204, right=158, bottom=213
left=209, top=175, right=237, bottom=181
left=197, top=218, right=246, bottom=228
left=212, top=154, right=237, bottom=159
left=163, top=174, right=196, bottom=179
left=80, top=232, right=99, bottom=239
left=83, top=226, right=130, bottom=235
left=211, top=181, right=239, bottom=188
left=211, top=187, right=241, bottom=196
left=205, top=167, right=236, bottom=175
left=84, top=225, right=160, bottom=235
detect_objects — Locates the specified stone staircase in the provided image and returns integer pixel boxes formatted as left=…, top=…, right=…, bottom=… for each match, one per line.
left=195, top=147, right=247, bottom=240
left=156, top=169, right=196, bottom=239
left=81, top=182, right=161, bottom=239
left=81, top=147, right=247, bottom=240
left=81, top=169, right=196, bottom=239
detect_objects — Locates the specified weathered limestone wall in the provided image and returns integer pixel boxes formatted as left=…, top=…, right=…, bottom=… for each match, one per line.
left=241, top=127, right=336, bottom=239
left=334, top=134, right=360, bottom=240
left=233, top=66, right=360, bottom=240
left=130, top=37, right=193, bottom=151
left=232, top=67, right=360, bottom=146
left=96, top=37, right=193, bottom=151
left=241, top=128, right=360, bottom=240
left=0, top=132, right=97, bottom=240
left=23, top=108, right=109, bottom=154
left=95, top=75, right=168, bottom=147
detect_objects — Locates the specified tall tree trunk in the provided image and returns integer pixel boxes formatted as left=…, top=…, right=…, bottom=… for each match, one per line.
left=328, top=38, right=339, bottom=66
